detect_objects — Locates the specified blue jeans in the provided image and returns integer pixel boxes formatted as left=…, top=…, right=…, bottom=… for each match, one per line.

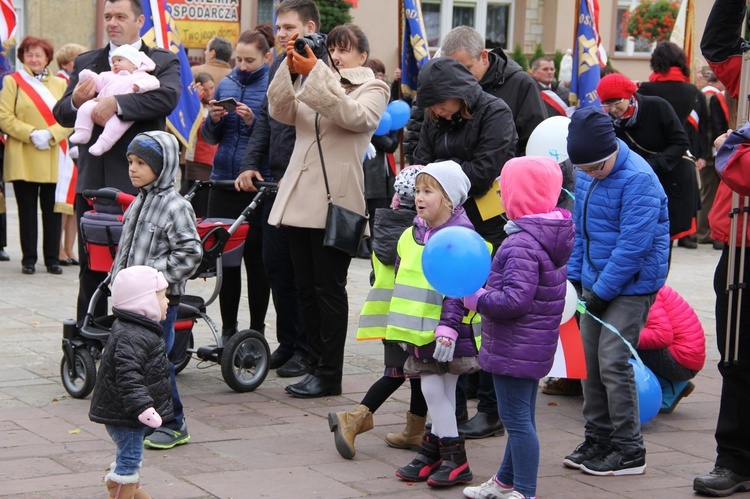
left=106, top=425, right=144, bottom=476
left=160, top=304, right=184, bottom=429
left=493, top=375, right=539, bottom=497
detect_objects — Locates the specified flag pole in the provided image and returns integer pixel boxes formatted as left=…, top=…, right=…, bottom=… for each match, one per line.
left=398, top=0, right=405, bottom=170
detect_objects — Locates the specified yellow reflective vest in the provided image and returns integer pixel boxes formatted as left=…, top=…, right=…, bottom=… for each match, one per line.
left=357, top=253, right=395, bottom=341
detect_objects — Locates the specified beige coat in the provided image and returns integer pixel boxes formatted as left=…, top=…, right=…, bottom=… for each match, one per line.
left=0, top=66, right=71, bottom=184
left=191, top=59, right=232, bottom=86
left=267, top=61, right=389, bottom=233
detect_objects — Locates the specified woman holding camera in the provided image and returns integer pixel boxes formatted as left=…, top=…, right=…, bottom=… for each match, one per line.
left=201, top=26, right=273, bottom=339
left=266, top=24, right=389, bottom=398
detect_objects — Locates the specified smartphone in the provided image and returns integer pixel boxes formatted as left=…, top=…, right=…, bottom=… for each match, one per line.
left=214, top=97, right=237, bottom=112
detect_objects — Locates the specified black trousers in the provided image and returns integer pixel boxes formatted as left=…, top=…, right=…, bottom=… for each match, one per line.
left=713, top=246, right=750, bottom=475
left=207, top=189, right=270, bottom=333
left=287, top=227, right=351, bottom=383
left=261, top=195, right=307, bottom=357
left=75, top=194, right=108, bottom=322
left=14, top=181, right=60, bottom=267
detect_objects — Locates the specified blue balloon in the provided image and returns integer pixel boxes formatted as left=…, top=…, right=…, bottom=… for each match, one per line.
left=374, top=111, right=392, bottom=136
left=387, top=100, right=411, bottom=130
left=422, top=226, right=491, bottom=298
left=628, top=358, right=662, bottom=424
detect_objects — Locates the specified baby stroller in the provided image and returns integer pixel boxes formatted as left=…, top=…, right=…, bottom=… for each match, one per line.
left=60, top=180, right=276, bottom=397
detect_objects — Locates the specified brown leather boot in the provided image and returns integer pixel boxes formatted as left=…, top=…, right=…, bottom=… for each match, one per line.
left=327, top=404, right=373, bottom=459
left=133, top=482, right=152, bottom=499
left=105, top=471, right=140, bottom=499
left=106, top=480, right=138, bottom=499
left=385, top=412, right=426, bottom=450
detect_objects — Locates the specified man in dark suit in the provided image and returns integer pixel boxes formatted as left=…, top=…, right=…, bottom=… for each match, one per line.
left=53, top=0, right=181, bottom=322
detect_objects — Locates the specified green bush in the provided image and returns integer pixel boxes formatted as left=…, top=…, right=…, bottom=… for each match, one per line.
left=553, top=49, right=564, bottom=80
left=317, top=0, right=353, bottom=34
left=511, top=43, right=528, bottom=71
left=531, top=43, right=546, bottom=67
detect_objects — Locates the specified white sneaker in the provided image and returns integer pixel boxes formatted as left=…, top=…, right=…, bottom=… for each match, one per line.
left=463, top=476, right=514, bottom=498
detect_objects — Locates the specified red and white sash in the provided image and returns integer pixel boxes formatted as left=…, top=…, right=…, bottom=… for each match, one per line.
left=541, top=89, right=574, bottom=117
left=12, top=70, right=76, bottom=213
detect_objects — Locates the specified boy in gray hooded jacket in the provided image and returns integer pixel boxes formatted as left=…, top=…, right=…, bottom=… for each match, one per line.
left=111, top=130, right=202, bottom=450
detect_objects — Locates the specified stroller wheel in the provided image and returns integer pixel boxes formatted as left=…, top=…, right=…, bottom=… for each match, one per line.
left=221, top=329, right=270, bottom=392
left=60, top=349, right=97, bottom=398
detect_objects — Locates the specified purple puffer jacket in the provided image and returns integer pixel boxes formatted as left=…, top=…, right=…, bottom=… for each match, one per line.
left=475, top=210, right=574, bottom=379
left=401, top=207, right=479, bottom=360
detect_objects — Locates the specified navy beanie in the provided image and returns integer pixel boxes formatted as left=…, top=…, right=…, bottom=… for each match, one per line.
left=567, top=106, right=618, bottom=166
left=127, top=134, right=164, bottom=176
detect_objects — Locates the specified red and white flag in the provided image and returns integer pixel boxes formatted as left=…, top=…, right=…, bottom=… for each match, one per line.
left=546, top=319, right=587, bottom=379
left=0, top=0, right=16, bottom=42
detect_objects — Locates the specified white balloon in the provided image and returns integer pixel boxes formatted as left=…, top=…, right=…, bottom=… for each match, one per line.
left=526, top=116, right=572, bottom=163
left=560, top=280, right=578, bottom=325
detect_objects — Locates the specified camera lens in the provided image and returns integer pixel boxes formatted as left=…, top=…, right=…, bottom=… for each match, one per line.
left=294, top=38, right=309, bottom=56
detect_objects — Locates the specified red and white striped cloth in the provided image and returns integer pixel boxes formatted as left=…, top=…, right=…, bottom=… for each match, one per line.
left=546, top=318, right=587, bottom=379
left=0, top=0, right=16, bottom=42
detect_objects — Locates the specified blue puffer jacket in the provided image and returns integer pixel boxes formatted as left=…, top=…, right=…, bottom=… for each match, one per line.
left=202, top=64, right=269, bottom=180
left=567, top=139, right=670, bottom=300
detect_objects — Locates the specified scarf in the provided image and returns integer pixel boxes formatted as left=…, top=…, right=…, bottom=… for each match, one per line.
left=613, top=96, right=640, bottom=128
left=648, top=66, right=689, bottom=82
left=32, top=67, right=48, bottom=81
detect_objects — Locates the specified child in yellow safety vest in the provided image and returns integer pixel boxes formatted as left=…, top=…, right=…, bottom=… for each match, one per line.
left=391, top=161, right=480, bottom=488
left=328, top=166, right=426, bottom=460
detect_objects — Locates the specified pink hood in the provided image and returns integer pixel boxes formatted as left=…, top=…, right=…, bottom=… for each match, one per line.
left=111, top=265, right=168, bottom=322
left=500, top=156, right=562, bottom=220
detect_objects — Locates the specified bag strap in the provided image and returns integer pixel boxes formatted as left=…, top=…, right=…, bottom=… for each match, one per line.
left=314, top=113, right=333, bottom=204
left=622, top=129, right=658, bottom=156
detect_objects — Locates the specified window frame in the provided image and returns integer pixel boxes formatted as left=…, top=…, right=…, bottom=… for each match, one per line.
left=422, top=0, right=514, bottom=52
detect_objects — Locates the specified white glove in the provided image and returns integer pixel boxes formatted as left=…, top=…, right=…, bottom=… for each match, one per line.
left=137, top=407, right=162, bottom=428
left=30, top=129, right=53, bottom=150
left=433, top=336, right=455, bottom=363
left=69, top=145, right=79, bottom=160
left=364, top=142, right=377, bottom=161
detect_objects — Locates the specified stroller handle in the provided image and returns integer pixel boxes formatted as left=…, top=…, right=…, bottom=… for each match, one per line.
left=183, top=179, right=278, bottom=201
left=82, top=188, right=136, bottom=209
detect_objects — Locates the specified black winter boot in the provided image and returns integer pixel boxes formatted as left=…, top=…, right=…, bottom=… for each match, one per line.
left=395, top=432, right=442, bottom=482
left=427, top=435, right=473, bottom=487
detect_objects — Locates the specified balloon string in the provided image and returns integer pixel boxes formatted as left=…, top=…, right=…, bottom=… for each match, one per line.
left=562, top=187, right=575, bottom=200
left=576, top=300, right=645, bottom=368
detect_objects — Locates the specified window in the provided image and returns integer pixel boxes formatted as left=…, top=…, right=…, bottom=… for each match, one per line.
left=485, top=3, right=510, bottom=49
left=615, top=1, right=651, bottom=55
left=422, top=1, right=442, bottom=47
left=258, top=0, right=274, bottom=25
left=452, top=4, right=475, bottom=28
left=422, top=0, right=513, bottom=50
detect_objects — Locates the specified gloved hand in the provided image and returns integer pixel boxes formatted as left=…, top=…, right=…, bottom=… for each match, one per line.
left=463, top=288, right=487, bottom=312
left=30, top=129, right=53, bottom=150
left=69, top=145, right=79, bottom=160
left=433, top=336, right=455, bottom=363
left=364, top=143, right=377, bottom=161
left=286, top=34, right=299, bottom=74
left=137, top=407, right=162, bottom=428
left=582, top=289, right=609, bottom=317
left=291, top=43, right=318, bottom=77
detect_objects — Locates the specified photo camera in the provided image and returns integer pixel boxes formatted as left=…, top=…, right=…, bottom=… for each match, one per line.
left=294, top=33, right=328, bottom=60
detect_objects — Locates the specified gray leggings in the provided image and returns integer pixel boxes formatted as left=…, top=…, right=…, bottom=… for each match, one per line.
left=637, top=348, right=698, bottom=382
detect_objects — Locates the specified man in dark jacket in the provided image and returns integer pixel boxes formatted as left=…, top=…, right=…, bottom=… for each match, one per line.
left=53, top=0, right=181, bottom=323
left=403, top=25, right=546, bottom=163
left=234, top=0, right=321, bottom=378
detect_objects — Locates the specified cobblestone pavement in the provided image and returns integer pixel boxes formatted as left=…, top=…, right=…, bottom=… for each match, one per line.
left=0, top=187, right=729, bottom=498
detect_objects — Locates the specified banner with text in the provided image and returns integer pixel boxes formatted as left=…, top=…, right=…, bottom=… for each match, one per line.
left=167, top=0, right=240, bottom=49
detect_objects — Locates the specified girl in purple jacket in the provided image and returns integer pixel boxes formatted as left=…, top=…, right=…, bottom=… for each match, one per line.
left=463, top=157, right=574, bottom=499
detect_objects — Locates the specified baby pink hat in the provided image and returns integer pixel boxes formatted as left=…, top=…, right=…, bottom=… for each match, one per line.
left=500, top=156, right=562, bottom=220
left=111, top=265, right=168, bottom=322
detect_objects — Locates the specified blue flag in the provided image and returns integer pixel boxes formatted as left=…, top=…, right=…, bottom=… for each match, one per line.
left=140, top=0, right=202, bottom=148
left=401, top=0, right=430, bottom=96
left=571, top=0, right=601, bottom=109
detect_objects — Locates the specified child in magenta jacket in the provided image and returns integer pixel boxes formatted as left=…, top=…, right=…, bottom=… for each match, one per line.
left=636, top=285, right=706, bottom=413
left=68, top=44, right=160, bottom=156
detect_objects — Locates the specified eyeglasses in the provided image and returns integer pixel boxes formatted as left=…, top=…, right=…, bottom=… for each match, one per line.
left=575, top=160, right=606, bottom=174
left=601, top=98, right=627, bottom=109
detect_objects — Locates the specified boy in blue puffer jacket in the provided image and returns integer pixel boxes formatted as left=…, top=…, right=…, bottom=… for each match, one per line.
left=563, top=106, right=670, bottom=477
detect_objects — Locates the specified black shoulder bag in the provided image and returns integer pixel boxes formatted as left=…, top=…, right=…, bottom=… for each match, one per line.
left=315, top=114, right=368, bottom=256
